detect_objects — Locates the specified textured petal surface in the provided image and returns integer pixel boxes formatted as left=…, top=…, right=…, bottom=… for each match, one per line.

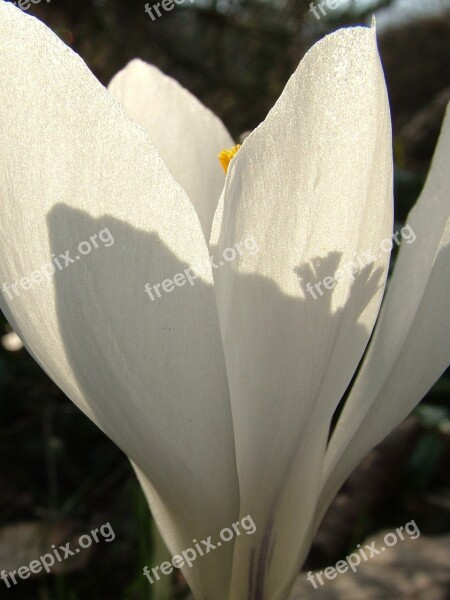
left=0, top=6, right=238, bottom=599
left=109, top=59, right=234, bottom=241
left=211, top=25, right=393, bottom=600
left=318, top=103, right=450, bottom=525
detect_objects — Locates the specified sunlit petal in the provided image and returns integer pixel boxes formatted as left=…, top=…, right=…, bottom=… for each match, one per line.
left=0, top=6, right=238, bottom=598
left=109, top=59, right=234, bottom=241
left=212, top=24, right=393, bottom=599
left=319, top=103, right=450, bottom=527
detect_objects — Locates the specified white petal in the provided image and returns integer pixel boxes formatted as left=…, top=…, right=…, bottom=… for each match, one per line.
left=212, top=24, right=393, bottom=599
left=319, top=103, right=450, bottom=525
left=109, top=59, right=234, bottom=241
left=0, top=6, right=238, bottom=598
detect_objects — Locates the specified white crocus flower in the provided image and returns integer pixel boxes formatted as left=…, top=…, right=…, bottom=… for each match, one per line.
left=0, top=3, right=448, bottom=599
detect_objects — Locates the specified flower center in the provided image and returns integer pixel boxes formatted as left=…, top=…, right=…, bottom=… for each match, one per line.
left=218, top=144, right=241, bottom=173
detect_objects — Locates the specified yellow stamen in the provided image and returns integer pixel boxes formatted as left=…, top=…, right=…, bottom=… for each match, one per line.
left=218, top=144, right=241, bottom=173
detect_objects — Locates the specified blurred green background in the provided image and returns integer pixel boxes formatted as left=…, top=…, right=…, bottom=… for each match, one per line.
left=1, top=0, right=450, bottom=598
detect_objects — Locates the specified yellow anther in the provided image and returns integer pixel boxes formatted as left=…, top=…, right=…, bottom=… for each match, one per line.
left=218, top=144, right=241, bottom=173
